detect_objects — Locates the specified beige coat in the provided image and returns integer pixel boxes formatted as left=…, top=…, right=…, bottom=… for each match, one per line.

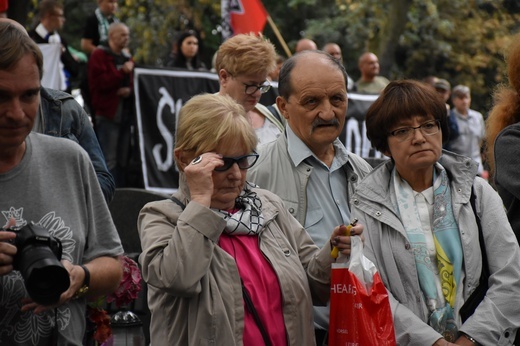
left=138, top=184, right=335, bottom=346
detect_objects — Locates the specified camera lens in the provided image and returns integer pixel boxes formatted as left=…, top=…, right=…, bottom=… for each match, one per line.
left=18, top=245, right=70, bottom=305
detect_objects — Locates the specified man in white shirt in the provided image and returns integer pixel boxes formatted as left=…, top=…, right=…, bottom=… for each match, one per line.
left=28, top=0, right=79, bottom=92
left=448, top=85, right=486, bottom=175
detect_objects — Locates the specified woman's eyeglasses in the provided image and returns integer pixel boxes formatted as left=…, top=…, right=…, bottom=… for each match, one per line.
left=242, top=81, right=271, bottom=95
left=214, top=152, right=260, bottom=171
left=225, top=70, right=271, bottom=95
left=388, top=120, right=440, bottom=142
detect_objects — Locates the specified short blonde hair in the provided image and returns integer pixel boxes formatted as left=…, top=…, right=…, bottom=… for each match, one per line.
left=215, top=33, right=277, bottom=76
left=175, top=94, right=257, bottom=160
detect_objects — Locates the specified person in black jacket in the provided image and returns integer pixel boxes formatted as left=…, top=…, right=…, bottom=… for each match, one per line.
left=28, top=0, right=79, bottom=93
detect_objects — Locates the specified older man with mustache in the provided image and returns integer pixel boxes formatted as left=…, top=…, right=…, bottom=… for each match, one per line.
left=248, top=50, right=372, bottom=346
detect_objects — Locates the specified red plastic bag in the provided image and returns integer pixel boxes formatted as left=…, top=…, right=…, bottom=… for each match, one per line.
left=329, top=237, right=396, bottom=346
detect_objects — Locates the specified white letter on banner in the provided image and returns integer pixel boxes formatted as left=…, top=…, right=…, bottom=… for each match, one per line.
left=344, top=118, right=362, bottom=156
left=153, top=87, right=175, bottom=171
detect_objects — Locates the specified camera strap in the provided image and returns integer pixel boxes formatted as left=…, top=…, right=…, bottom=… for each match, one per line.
left=242, top=279, right=272, bottom=346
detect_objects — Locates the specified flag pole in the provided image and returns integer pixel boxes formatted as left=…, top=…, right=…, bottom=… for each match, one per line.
left=266, top=15, right=292, bottom=57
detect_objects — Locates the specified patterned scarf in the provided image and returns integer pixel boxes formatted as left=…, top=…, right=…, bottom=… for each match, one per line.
left=393, top=163, right=463, bottom=341
left=212, top=183, right=265, bottom=235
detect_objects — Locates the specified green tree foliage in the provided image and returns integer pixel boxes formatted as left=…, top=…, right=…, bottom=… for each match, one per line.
left=265, top=0, right=520, bottom=112
left=395, top=0, right=520, bottom=112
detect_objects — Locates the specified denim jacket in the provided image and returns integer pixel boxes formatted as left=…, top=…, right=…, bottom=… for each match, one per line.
left=38, top=87, right=115, bottom=202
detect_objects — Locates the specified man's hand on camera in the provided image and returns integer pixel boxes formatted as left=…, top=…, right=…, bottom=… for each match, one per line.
left=0, top=218, right=17, bottom=276
left=0, top=231, right=16, bottom=276
left=20, top=260, right=86, bottom=314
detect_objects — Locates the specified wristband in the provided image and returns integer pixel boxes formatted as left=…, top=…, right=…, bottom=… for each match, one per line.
left=462, top=333, right=478, bottom=345
left=73, top=265, right=90, bottom=299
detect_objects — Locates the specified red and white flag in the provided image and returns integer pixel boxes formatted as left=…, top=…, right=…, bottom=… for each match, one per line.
left=221, top=0, right=268, bottom=39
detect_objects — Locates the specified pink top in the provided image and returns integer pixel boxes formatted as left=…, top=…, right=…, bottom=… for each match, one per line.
left=219, top=232, right=287, bottom=346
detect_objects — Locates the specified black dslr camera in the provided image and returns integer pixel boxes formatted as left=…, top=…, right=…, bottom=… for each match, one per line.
left=3, top=223, right=70, bottom=305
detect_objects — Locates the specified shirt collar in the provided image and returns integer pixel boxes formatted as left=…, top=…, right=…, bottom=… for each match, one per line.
left=413, top=186, right=434, bottom=204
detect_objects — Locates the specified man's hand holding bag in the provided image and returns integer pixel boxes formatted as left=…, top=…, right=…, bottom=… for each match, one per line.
left=329, top=235, right=396, bottom=345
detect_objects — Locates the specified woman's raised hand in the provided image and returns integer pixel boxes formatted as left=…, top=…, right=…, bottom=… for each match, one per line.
left=184, top=153, right=223, bottom=207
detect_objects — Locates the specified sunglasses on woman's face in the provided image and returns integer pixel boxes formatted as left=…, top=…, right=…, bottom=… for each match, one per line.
left=214, top=152, right=259, bottom=172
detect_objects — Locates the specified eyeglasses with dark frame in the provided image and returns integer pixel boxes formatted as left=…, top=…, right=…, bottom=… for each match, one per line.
left=388, top=120, right=441, bottom=142
left=226, top=70, right=271, bottom=95
left=214, top=151, right=260, bottom=172
left=242, top=81, right=271, bottom=95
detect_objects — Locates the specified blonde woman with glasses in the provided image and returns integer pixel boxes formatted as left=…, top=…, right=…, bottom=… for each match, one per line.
left=216, top=33, right=285, bottom=145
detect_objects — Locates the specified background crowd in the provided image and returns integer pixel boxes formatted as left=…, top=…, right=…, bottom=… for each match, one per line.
left=2, top=0, right=509, bottom=188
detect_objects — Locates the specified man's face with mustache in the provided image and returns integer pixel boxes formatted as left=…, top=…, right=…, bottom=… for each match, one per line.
left=278, top=55, right=347, bottom=152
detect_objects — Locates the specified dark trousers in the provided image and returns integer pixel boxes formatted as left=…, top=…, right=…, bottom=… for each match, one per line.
left=315, top=328, right=328, bottom=346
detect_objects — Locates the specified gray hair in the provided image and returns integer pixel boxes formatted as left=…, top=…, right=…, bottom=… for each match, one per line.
left=452, top=85, right=470, bottom=98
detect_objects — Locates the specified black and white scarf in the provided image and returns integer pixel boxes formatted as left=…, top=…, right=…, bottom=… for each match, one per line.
left=213, top=184, right=264, bottom=235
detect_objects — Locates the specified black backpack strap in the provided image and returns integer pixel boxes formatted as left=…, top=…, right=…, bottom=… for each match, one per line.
left=460, top=185, right=489, bottom=322
left=470, top=186, right=489, bottom=281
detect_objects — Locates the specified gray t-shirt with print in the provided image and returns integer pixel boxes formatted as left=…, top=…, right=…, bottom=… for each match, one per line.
left=0, top=133, right=123, bottom=345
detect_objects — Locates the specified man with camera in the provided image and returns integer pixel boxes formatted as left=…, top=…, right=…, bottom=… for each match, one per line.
left=0, top=20, right=124, bottom=345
